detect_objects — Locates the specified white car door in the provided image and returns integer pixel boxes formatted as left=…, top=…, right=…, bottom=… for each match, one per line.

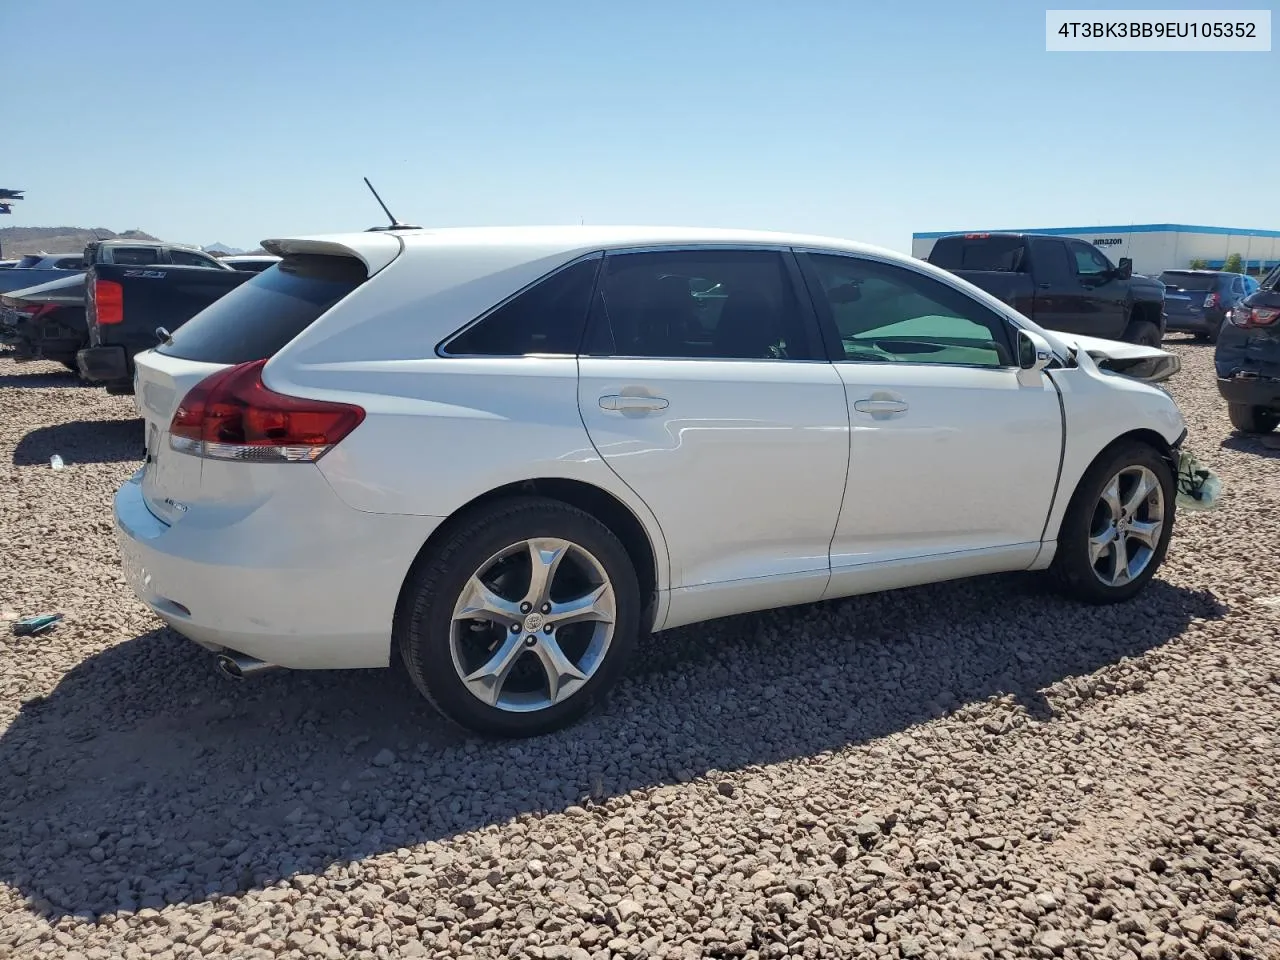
left=794, top=251, right=1064, bottom=599
left=576, top=247, right=850, bottom=628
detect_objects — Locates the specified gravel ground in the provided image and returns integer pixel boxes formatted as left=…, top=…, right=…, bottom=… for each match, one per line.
left=0, top=342, right=1278, bottom=960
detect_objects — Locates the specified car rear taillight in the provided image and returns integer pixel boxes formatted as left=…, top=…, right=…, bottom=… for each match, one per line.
left=1232, top=306, right=1280, bottom=328
left=1203, top=292, right=1220, bottom=310
left=169, top=359, right=365, bottom=463
left=95, top=280, right=124, bottom=324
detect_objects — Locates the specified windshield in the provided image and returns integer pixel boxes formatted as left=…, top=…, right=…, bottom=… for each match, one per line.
left=1159, top=272, right=1218, bottom=292
left=14, top=255, right=43, bottom=269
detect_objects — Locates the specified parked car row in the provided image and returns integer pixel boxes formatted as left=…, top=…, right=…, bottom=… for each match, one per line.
left=1215, top=263, right=1280, bottom=433
left=0, top=242, right=278, bottom=374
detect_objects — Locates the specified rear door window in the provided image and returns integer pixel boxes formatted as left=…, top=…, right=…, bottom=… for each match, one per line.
left=1028, top=238, right=1072, bottom=285
left=156, top=254, right=366, bottom=364
left=583, top=249, right=816, bottom=360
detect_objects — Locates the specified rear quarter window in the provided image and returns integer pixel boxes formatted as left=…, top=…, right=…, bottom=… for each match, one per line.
left=156, top=254, right=367, bottom=364
left=442, top=257, right=600, bottom=356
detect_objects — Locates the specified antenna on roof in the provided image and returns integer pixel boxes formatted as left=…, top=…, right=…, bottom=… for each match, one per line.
left=363, top=177, right=421, bottom=232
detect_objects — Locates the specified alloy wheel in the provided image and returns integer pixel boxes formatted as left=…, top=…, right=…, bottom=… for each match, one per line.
left=1088, top=465, right=1165, bottom=588
left=449, top=538, right=616, bottom=713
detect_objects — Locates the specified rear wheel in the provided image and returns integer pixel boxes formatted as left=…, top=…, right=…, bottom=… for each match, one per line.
left=1228, top=404, right=1280, bottom=434
left=396, top=497, right=640, bottom=737
left=1049, top=441, right=1175, bottom=605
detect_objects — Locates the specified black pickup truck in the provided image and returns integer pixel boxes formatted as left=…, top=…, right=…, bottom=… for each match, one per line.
left=926, top=233, right=1167, bottom=346
left=2, top=240, right=237, bottom=373
left=78, top=262, right=253, bottom=393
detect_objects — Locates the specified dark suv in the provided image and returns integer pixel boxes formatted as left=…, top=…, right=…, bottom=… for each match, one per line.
left=1161, top=270, right=1258, bottom=342
left=1215, top=265, right=1280, bottom=434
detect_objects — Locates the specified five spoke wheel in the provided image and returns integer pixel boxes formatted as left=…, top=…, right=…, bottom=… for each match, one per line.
left=449, top=537, right=617, bottom=713
left=1088, top=465, right=1165, bottom=588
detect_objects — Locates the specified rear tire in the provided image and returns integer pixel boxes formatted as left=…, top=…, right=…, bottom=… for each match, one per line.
left=396, top=497, right=640, bottom=738
left=1049, top=441, right=1175, bottom=605
left=1124, top=319, right=1162, bottom=347
left=1228, top=404, right=1280, bottom=434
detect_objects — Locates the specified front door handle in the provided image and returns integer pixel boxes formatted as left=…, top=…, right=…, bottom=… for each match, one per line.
left=853, top=398, right=908, bottom=415
left=599, top=394, right=669, bottom=413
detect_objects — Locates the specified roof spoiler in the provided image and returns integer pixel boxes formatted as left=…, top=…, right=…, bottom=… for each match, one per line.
left=259, top=234, right=404, bottom=276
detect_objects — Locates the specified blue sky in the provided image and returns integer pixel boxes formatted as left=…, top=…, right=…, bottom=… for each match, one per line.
left=3, top=1, right=1276, bottom=252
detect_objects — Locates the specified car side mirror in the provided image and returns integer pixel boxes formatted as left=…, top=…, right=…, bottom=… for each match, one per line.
left=1017, top=328, right=1054, bottom=375
left=1117, top=257, right=1133, bottom=280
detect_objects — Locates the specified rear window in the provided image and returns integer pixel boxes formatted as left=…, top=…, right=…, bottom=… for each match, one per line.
left=112, top=247, right=161, bottom=266
left=1159, top=272, right=1218, bottom=291
left=928, top=237, right=1027, bottom=272
left=156, top=254, right=366, bottom=364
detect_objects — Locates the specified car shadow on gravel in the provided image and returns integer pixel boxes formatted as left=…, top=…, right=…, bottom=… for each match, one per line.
left=1220, top=432, right=1280, bottom=459
left=12, top=418, right=144, bottom=466
left=0, top=369, right=88, bottom=389
left=0, top=575, right=1225, bottom=919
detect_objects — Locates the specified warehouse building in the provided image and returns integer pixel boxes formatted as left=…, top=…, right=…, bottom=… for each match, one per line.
left=911, top=224, right=1280, bottom=276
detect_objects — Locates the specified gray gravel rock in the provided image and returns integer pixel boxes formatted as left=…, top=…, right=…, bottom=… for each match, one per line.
left=0, top=343, right=1277, bottom=958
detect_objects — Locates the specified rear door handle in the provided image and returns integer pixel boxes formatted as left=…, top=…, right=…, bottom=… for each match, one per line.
left=1038, top=282, right=1052, bottom=289
left=599, top=395, right=669, bottom=412
left=853, top=398, right=909, bottom=415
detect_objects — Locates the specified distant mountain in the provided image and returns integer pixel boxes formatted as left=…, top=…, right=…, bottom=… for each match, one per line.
left=202, top=242, right=245, bottom=255
left=0, top=226, right=161, bottom=258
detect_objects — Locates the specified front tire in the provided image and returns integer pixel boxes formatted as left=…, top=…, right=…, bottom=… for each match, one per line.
left=396, top=497, right=640, bottom=737
left=1228, top=404, right=1280, bottom=434
left=1049, top=441, right=1175, bottom=605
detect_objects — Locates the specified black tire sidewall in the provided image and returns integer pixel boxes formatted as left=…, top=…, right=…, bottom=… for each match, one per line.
left=1128, top=320, right=1161, bottom=347
left=1228, top=404, right=1279, bottom=434
left=399, top=498, right=641, bottom=738
left=1053, top=443, right=1175, bottom=604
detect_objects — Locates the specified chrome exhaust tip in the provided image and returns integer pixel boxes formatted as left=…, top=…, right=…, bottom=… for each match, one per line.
left=216, top=653, right=278, bottom=681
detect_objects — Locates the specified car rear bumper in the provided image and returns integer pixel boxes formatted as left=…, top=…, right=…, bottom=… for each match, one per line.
left=1216, top=375, right=1280, bottom=409
left=1164, top=311, right=1224, bottom=334
left=114, top=470, right=443, bottom=670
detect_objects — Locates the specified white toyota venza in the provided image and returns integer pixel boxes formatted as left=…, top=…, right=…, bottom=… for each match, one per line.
left=115, top=226, right=1188, bottom=737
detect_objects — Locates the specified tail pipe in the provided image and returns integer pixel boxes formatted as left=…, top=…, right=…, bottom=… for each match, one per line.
left=216, top=653, right=280, bottom=681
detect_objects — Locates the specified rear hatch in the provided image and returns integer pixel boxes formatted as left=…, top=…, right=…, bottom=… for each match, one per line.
left=1159, top=271, right=1218, bottom=318
left=133, top=251, right=374, bottom=525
